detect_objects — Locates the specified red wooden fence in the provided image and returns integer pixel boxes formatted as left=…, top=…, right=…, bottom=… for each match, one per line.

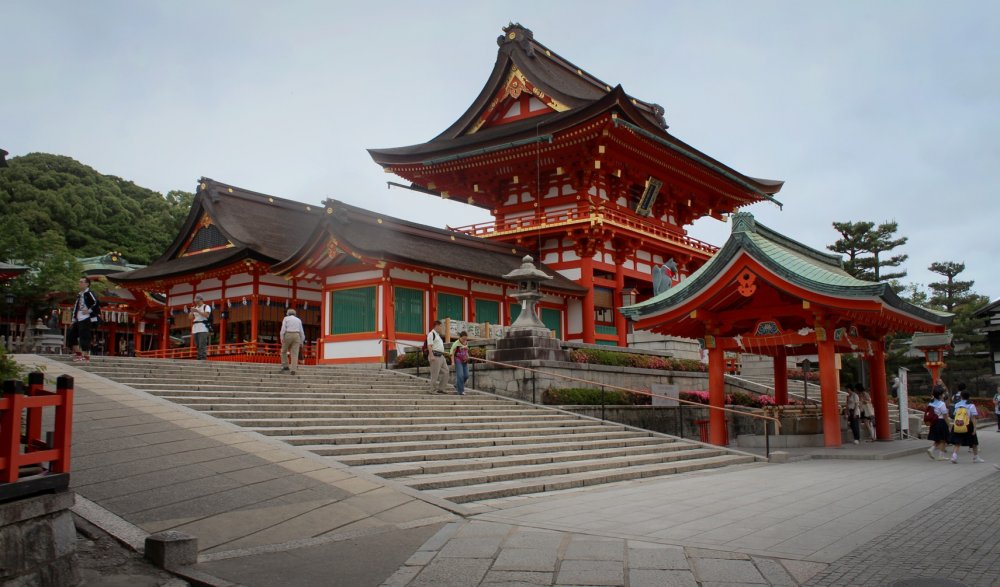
left=0, top=373, right=74, bottom=484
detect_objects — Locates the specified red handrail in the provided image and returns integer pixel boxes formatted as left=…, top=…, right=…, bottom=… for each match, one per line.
left=0, top=374, right=74, bottom=483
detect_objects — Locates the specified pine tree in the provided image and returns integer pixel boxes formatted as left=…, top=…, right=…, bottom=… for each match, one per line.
left=859, top=221, right=908, bottom=282
left=828, top=221, right=874, bottom=279
left=927, top=261, right=975, bottom=312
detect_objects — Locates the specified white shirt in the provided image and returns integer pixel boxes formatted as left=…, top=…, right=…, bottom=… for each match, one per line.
left=190, top=303, right=211, bottom=334
left=427, top=329, right=444, bottom=353
left=280, top=314, right=304, bottom=339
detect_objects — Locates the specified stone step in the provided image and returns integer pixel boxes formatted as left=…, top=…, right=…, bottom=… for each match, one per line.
left=357, top=442, right=692, bottom=478
left=397, top=446, right=728, bottom=490
left=175, top=406, right=548, bottom=420
left=145, top=395, right=509, bottom=406
left=269, top=424, right=629, bottom=446
left=425, top=454, right=756, bottom=503
left=246, top=418, right=605, bottom=435
left=232, top=414, right=580, bottom=427
left=324, top=436, right=670, bottom=464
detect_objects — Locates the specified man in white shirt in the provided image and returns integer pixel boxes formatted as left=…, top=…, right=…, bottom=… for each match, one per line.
left=427, top=320, right=448, bottom=394
left=280, top=308, right=305, bottom=375
left=189, top=295, right=211, bottom=360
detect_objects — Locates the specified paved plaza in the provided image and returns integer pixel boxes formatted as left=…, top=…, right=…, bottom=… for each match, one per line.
left=19, top=355, right=1000, bottom=586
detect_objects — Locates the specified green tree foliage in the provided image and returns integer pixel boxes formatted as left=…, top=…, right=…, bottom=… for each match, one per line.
left=0, top=153, right=191, bottom=264
left=828, top=220, right=908, bottom=282
left=860, top=222, right=908, bottom=282
left=829, top=221, right=873, bottom=278
left=927, top=261, right=976, bottom=312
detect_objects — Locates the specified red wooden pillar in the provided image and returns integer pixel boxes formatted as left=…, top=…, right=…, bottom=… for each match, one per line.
left=773, top=349, right=789, bottom=405
left=817, top=331, right=842, bottom=447
left=383, top=278, right=396, bottom=357
left=869, top=342, right=890, bottom=440
left=51, top=375, right=74, bottom=474
left=161, top=310, right=169, bottom=351
left=614, top=263, right=627, bottom=347
left=580, top=257, right=595, bottom=344
left=708, top=341, right=727, bottom=445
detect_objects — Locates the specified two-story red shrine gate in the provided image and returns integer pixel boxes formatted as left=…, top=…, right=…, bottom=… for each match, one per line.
left=621, top=213, right=952, bottom=447
left=368, top=23, right=784, bottom=346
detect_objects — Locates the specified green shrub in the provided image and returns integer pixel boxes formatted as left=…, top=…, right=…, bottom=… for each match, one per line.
left=0, top=347, right=22, bottom=383
left=543, top=387, right=639, bottom=405
left=394, top=350, right=428, bottom=369
left=567, top=348, right=706, bottom=373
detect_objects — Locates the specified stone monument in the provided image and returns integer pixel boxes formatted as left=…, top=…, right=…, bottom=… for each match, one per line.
left=488, top=255, right=571, bottom=363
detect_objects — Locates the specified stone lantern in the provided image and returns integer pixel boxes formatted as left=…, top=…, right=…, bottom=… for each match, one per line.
left=488, top=255, right=570, bottom=363
left=505, top=255, right=551, bottom=334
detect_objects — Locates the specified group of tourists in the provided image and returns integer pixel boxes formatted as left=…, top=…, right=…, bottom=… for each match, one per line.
left=923, top=380, right=996, bottom=464
left=426, top=320, right=471, bottom=396
left=843, top=383, right=877, bottom=444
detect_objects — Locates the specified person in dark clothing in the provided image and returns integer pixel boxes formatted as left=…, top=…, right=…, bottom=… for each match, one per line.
left=67, top=278, right=99, bottom=362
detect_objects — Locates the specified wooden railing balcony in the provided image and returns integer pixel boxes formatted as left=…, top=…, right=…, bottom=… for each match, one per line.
left=449, top=207, right=719, bottom=255
left=137, top=341, right=318, bottom=364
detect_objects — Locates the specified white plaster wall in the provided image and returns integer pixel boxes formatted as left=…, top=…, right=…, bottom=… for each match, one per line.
left=557, top=267, right=582, bottom=281
left=562, top=250, right=580, bottom=262
left=260, top=274, right=287, bottom=285
left=472, top=283, right=503, bottom=295
left=327, top=270, right=381, bottom=284
left=542, top=252, right=559, bottom=265
left=433, top=276, right=469, bottom=290
left=226, top=274, right=252, bottom=286
left=323, top=339, right=383, bottom=360
left=169, top=283, right=193, bottom=295
left=199, top=278, right=223, bottom=289
left=390, top=268, right=429, bottom=283
left=259, top=285, right=293, bottom=297
left=226, top=284, right=254, bottom=298
left=567, top=298, right=583, bottom=334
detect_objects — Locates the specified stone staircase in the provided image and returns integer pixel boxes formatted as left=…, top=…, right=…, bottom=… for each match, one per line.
left=59, top=357, right=758, bottom=504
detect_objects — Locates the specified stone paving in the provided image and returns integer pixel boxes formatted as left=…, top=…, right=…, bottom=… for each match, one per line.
left=18, top=355, right=1000, bottom=586
left=806, top=467, right=1000, bottom=587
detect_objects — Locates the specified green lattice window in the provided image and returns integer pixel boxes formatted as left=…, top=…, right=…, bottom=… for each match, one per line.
left=330, top=286, right=375, bottom=334
left=541, top=308, right=562, bottom=339
left=475, top=299, right=500, bottom=325
left=394, top=287, right=424, bottom=334
left=437, top=292, right=464, bottom=321
left=595, top=324, right=618, bottom=336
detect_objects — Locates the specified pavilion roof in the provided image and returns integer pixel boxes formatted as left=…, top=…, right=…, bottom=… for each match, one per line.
left=367, top=23, right=783, bottom=198
left=0, top=261, right=28, bottom=279
left=621, top=212, right=952, bottom=335
left=110, top=178, right=323, bottom=285
left=272, top=199, right=586, bottom=295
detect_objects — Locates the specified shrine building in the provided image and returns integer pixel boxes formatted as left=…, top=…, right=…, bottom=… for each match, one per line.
left=621, top=212, right=952, bottom=447
left=368, top=23, right=784, bottom=347
left=110, top=179, right=584, bottom=364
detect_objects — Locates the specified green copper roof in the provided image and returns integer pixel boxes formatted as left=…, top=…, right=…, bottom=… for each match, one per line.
left=621, top=212, right=951, bottom=327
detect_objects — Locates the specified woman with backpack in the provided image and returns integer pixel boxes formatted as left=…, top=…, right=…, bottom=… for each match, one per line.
left=948, top=388, right=984, bottom=464
left=926, top=388, right=951, bottom=460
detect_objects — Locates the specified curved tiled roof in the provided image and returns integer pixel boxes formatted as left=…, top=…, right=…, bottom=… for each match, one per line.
left=110, top=179, right=324, bottom=284
left=621, top=212, right=952, bottom=327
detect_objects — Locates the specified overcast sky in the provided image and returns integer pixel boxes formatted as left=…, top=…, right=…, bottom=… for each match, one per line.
left=4, top=1, right=998, bottom=300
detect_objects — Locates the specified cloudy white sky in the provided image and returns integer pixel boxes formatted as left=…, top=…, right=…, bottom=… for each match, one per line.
left=4, top=1, right=998, bottom=299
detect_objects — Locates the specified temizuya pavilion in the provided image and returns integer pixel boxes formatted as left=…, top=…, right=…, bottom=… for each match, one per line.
left=620, top=212, right=952, bottom=447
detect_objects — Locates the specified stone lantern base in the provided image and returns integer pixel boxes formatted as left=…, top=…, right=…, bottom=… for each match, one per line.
left=488, top=326, right=571, bottom=363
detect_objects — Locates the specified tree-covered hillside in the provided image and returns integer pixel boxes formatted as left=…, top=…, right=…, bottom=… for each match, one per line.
left=0, top=153, right=192, bottom=265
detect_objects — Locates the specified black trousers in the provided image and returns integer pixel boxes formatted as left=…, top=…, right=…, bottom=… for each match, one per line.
left=67, top=320, right=93, bottom=352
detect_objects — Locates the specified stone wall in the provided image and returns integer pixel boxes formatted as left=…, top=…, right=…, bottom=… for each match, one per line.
left=0, top=490, right=79, bottom=586
left=465, top=361, right=710, bottom=403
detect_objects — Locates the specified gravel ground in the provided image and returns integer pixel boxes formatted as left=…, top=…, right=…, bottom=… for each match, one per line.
left=74, top=514, right=189, bottom=587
